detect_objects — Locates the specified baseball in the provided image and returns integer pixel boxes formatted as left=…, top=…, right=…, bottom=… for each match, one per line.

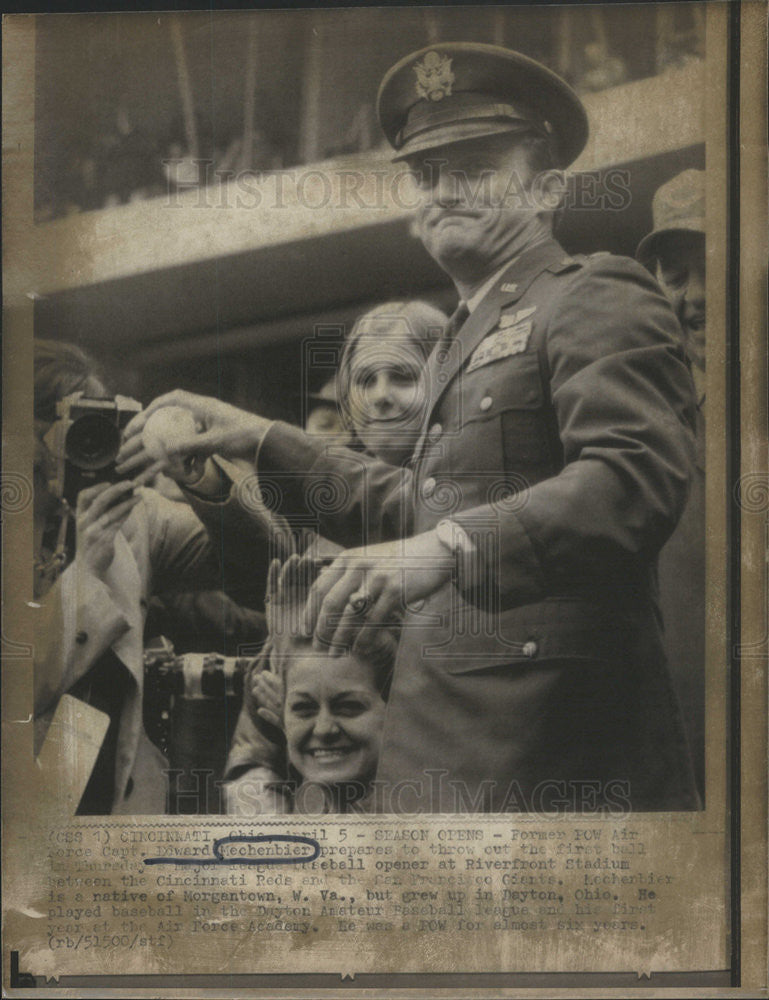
left=142, top=406, right=198, bottom=460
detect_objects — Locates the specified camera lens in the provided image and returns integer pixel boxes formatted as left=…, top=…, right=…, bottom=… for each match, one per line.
left=65, top=413, right=121, bottom=471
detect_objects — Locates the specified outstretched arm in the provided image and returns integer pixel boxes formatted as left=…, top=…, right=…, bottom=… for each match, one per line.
left=117, top=393, right=414, bottom=551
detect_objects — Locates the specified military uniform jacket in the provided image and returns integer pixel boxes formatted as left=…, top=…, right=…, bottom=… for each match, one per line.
left=255, top=237, right=701, bottom=812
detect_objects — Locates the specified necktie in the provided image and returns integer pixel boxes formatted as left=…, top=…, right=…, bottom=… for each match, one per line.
left=416, top=301, right=470, bottom=460
left=444, top=300, right=469, bottom=340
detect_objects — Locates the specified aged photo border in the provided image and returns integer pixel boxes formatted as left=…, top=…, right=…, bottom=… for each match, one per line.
left=2, top=0, right=767, bottom=994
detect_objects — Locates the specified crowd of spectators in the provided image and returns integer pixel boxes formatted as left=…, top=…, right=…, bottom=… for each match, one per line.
left=34, top=12, right=703, bottom=223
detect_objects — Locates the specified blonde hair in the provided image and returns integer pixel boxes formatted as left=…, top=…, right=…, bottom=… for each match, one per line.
left=337, top=300, right=446, bottom=438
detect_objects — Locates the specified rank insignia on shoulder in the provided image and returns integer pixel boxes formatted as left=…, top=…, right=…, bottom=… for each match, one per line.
left=500, top=282, right=518, bottom=293
left=549, top=255, right=582, bottom=273
left=467, top=319, right=533, bottom=372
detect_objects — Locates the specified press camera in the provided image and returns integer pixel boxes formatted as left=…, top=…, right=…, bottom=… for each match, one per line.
left=46, top=392, right=143, bottom=504
left=142, top=638, right=251, bottom=801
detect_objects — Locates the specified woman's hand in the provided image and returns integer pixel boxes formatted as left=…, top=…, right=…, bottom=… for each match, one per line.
left=303, top=530, right=454, bottom=654
left=76, top=481, right=141, bottom=579
left=252, top=669, right=285, bottom=730
left=115, top=390, right=272, bottom=477
left=264, top=554, right=319, bottom=644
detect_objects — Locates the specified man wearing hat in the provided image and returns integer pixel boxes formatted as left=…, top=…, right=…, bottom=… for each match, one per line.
left=637, top=169, right=707, bottom=799
left=637, top=169, right=706, bottom=404
left=120, top=44, right=700, bottom=811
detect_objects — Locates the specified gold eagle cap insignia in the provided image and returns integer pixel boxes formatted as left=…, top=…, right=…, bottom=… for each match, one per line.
left=414, top=51, right=455, bottom=102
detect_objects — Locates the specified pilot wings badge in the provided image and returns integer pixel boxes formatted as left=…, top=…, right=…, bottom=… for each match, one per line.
left=414, top=52, right=455, bottom=102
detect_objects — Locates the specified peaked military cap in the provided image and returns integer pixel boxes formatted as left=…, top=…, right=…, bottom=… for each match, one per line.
left=377, top=42, right=589, bottom=167
left=636, top=169, right=706, bottom=266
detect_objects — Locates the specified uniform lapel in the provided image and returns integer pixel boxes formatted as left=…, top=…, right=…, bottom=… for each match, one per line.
left=415, top=239, right=568, bottom=461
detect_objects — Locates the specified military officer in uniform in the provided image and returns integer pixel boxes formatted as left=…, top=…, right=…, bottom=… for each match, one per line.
left=120, top=43, right=700, bottom=812
left=637, top=169, right=706, bottom=800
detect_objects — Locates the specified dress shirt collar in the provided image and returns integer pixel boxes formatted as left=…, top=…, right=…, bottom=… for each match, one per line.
left=466, top=261, right=513, bottom=313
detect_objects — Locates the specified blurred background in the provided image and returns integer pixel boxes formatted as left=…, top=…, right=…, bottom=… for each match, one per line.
left=33, top=4, right=706, bottom=416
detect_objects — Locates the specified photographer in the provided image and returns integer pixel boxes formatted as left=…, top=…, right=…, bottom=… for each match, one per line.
left=33, top=339, right=225, bottom=815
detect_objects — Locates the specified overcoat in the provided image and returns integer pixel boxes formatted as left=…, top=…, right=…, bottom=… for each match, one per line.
left=34, top=488, right=216, bottom=814
left=255, top=237, right=701, bottom=812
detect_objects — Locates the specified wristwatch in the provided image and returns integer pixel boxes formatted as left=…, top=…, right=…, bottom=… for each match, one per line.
left=435, top=518, right=485, bottom=599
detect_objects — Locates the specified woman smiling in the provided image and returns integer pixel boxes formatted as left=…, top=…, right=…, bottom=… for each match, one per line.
left=225, top=554, right=396, bottom=815
left=338, top=300, right=446, bottom=466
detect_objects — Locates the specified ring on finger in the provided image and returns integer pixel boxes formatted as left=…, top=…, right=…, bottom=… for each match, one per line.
left=348, top=592, right=372, bottom=615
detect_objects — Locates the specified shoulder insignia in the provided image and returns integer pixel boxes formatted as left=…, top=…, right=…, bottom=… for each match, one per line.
left=548, top=254, right=585, bottom=274
left=500, top=282, right=518, bottom=293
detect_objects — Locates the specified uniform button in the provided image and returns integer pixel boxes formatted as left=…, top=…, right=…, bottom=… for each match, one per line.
left=480, top=396, right=493, bottom=412
left=422, top=477, right=436, bottom=499
left=75, top=630, right=88, bottom=645
left=428, top=423, right=442, bottom=442
left=522, top=640, right=539, bottom=659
